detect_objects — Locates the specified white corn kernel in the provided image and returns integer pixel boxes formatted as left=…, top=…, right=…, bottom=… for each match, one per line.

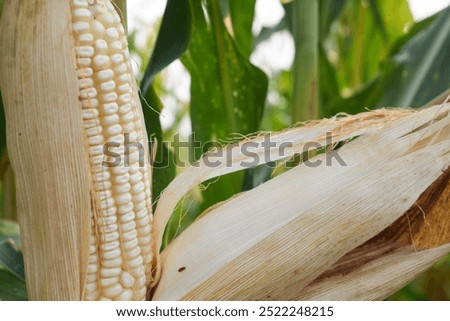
left=96, top=68, right=114, bottom=81
left=100, top=80, right=116, bottom=92
left=92, top=20, right=106, bottom=39
left=122, top=238, right=139, bottom=251
left=73, top=8, right=92, bottom=21
left=101, top=92, right=118, bottom=102
left=79, top=33, right=94, bottom=44
left=103, top=284, right=123, bottom=298
left=100, top=276, right=120, bottom=288
left=94, top=39, right=109, bottom=54
left=115, top=193, right=132, bottom=205
left=73, top=0, right=89, bottom=8
left=76, top=46, right=94, bottom=58
left=93, top=54, right=111, bottom=70
left=82, top=108, right=99, bottom=120
left=80, top=87, right=97, bottom=99
left=78, top=77, right=94, bottom=89
left=77, top=57, right=92, bottom=67
left=120, top=229, right=138, bottom=242
left=109, top=41, right=123, bottom=53
left=100, top=102, right=118, bottom=115
left=97, top=12, right=114, bottom=27
left=81, top=98, right=99, bottom=109
left=77, top=67, right=93, bottom=78
left=114, top=63, right=127, bottom=74
left=102, top=114, right=120, bottom=126
left=114, top=183, right=131, bottom=194
left=105, top=28, right=119, bottom=42
left=101, top=256, right=122, bottom=268
left=111, top=54, right=124, bottom=65
left=102, top=248, right=121, bottom=260
left=115, top=289, right=134, bottom=301
left=105, top=124, right=122, bottom=137
left=73, top=21, right=90, bottom=34
left=73, top=0, right=152, bottom=301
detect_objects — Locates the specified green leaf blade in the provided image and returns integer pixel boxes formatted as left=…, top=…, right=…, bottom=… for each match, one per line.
left=0, top=241, right=27, bottom=301
left=140, top=0, right=192, bottom=93
left=181, top=0, right=268, bottom=215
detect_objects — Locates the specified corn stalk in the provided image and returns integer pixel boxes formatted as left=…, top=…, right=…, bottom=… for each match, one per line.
left=290, top=0, right=319, bottom=122
left=0, top=0, right=449, bottom=301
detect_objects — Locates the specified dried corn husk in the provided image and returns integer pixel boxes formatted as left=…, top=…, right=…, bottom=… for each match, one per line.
left=152, top=103, right=450, bottom=300
left=0, top=1, right=91, bottom=300
left=299, top=164, right=450, bottom=300
left=1, top=0, right=448, bottom=302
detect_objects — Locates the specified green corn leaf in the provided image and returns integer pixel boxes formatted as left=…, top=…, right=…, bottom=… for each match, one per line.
left=0, top=241, right=27, bottom=301
left=180, top=0, right=268, bottom=218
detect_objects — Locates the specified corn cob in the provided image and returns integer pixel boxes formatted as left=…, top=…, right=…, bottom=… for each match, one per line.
left=0, top=0, right=153, bottom=301
left=71, top=0, right=153, bottom=300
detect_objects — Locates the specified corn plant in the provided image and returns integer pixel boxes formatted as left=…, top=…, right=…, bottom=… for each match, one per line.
left=0, top=0, right=449, bottom=300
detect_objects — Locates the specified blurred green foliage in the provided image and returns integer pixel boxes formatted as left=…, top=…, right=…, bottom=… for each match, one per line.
left=181, top=0, right=268, bottom=214
left=109, top=1, right=450, bottom=257
left=0, top=241, right=27, bottom=301
left=134, top=0, right=450, bottom=300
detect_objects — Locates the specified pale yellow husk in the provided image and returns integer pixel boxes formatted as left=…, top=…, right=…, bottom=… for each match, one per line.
left=297, top=244, right=450, bottom=300
left=0, top=0, right=91, bottom=300
left=152, top=103, right=450, bottom=300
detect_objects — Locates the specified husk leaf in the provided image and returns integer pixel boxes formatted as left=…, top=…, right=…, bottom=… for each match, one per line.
left=152, top=103, right=450, bottom=300
left=0, top=0, right=91, bottom=300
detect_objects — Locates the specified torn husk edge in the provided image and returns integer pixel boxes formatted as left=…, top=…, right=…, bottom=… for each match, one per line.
left=151, top=107, right=416, bottom=285
left=152, top=103, right=449, bottom=300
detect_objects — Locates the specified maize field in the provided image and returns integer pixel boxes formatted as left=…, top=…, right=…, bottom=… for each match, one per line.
left=0, top=0, right=449, bottom=301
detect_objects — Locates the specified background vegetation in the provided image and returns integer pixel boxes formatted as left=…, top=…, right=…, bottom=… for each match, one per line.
left=0, top=0, right=449, bottom=300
